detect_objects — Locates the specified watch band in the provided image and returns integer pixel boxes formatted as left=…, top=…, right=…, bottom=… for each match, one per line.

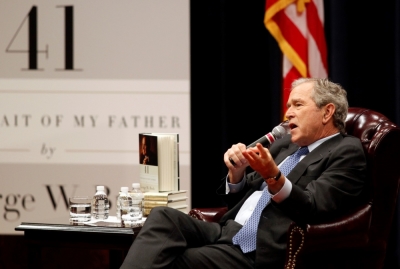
left=267, top=170, right=281, bottom=181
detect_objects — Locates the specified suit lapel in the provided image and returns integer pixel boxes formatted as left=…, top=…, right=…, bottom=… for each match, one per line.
left=287, top=134, right=344, bottom=184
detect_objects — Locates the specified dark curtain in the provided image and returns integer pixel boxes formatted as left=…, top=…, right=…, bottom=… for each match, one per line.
left=191, top=1, right=400, bottom=266
left=191, top=0, right=282, bottom=208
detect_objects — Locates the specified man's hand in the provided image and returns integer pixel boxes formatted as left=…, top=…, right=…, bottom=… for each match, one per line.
left=224, top=143, right=248, bottom=184
left=242, top=143, right=284, bottom=193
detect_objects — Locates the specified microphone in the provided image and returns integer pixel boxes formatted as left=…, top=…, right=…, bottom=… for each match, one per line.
left=246, top=125, right=287, bottom=148
left=229, top=125, right=288, bottom=166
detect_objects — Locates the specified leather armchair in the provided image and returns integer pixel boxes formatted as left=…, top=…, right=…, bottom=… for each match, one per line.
left=189, top=107, right=400, bottom=269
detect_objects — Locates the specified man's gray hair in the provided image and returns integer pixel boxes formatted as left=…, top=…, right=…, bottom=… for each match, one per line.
left=291, top=78, right=348, bottom=133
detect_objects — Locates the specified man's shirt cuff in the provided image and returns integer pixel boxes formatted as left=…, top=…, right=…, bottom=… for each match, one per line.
left=226, top=174, right=246, bottom=194
left=271, top=177, right=292, bottom=203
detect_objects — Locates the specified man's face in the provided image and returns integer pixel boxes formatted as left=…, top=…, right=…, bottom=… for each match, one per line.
left=285, top=82, right=326, bottom=146
left=141, top=137, right=147, bottom=155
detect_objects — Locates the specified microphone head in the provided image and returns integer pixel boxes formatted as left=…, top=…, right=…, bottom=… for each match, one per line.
left=271, top=125, right=288, bottom=139
left=246, top=124, right=289, bottom=149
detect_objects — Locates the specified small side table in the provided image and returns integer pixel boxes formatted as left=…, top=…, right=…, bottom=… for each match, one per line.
left=15, top=218, right=141, bottom=269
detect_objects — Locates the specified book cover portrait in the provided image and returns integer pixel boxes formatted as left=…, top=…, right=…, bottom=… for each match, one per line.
left=139, top=134, right=158, bottom=166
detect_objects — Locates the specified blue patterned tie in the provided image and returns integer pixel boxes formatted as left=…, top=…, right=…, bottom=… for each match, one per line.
left=279, top=146, right=309, bottom=177
left=232, top=188, right=271, bottom=253
left=232, top=146, right=309, bottom=253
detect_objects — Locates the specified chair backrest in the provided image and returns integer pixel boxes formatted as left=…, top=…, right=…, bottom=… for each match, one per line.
left=345, top=107, right=400, bottom=260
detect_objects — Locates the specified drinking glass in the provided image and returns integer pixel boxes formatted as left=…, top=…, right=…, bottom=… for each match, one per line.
left=69, top=196, right=92, bottom=223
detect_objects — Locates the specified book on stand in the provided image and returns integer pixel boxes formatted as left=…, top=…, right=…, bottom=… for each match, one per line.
left=139, top=133, right=179, bottom=192
left=142, top=190, right=188, bottom=216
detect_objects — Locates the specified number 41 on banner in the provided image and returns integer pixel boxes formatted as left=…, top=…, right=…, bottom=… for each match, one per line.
left=5, top=5, right=82, bottom=71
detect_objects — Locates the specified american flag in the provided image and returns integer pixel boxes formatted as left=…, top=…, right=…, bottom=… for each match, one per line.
left=264, top=0, right=328, bottom=118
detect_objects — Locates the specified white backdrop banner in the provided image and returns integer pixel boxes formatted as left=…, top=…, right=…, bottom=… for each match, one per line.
left=0, top=0, right=190, bottom=234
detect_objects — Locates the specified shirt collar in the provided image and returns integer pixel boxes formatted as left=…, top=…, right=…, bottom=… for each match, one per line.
left=307, top=132, right=340, bottom=153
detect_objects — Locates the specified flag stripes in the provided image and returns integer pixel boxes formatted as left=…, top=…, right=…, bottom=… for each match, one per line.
left=265, top=0, right=327, bottom=117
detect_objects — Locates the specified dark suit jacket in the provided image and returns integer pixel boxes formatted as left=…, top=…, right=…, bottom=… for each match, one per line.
left=217, top=133, right=367, bottom=269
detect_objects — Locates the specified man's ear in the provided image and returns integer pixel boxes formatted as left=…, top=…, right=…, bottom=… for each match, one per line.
left=322, top=103, right=335, bottom=124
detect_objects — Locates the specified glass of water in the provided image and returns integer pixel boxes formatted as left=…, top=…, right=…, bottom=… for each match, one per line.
left=69, top=196, right=92, bottom=223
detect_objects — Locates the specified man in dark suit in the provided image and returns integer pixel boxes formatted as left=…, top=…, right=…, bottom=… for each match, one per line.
left=120, top=78, right=367, bottom=269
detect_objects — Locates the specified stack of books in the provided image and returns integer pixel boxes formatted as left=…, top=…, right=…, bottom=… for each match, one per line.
left=143, top=190, right=188, bottom=216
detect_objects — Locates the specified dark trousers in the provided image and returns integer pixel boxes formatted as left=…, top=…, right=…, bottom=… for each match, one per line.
left=120, top=207, right=255, bottom=269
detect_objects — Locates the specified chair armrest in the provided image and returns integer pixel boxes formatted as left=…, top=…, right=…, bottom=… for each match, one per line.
left=188, top=207, right=228, bottom=223
left=285, top=204, right=372, bottom=268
